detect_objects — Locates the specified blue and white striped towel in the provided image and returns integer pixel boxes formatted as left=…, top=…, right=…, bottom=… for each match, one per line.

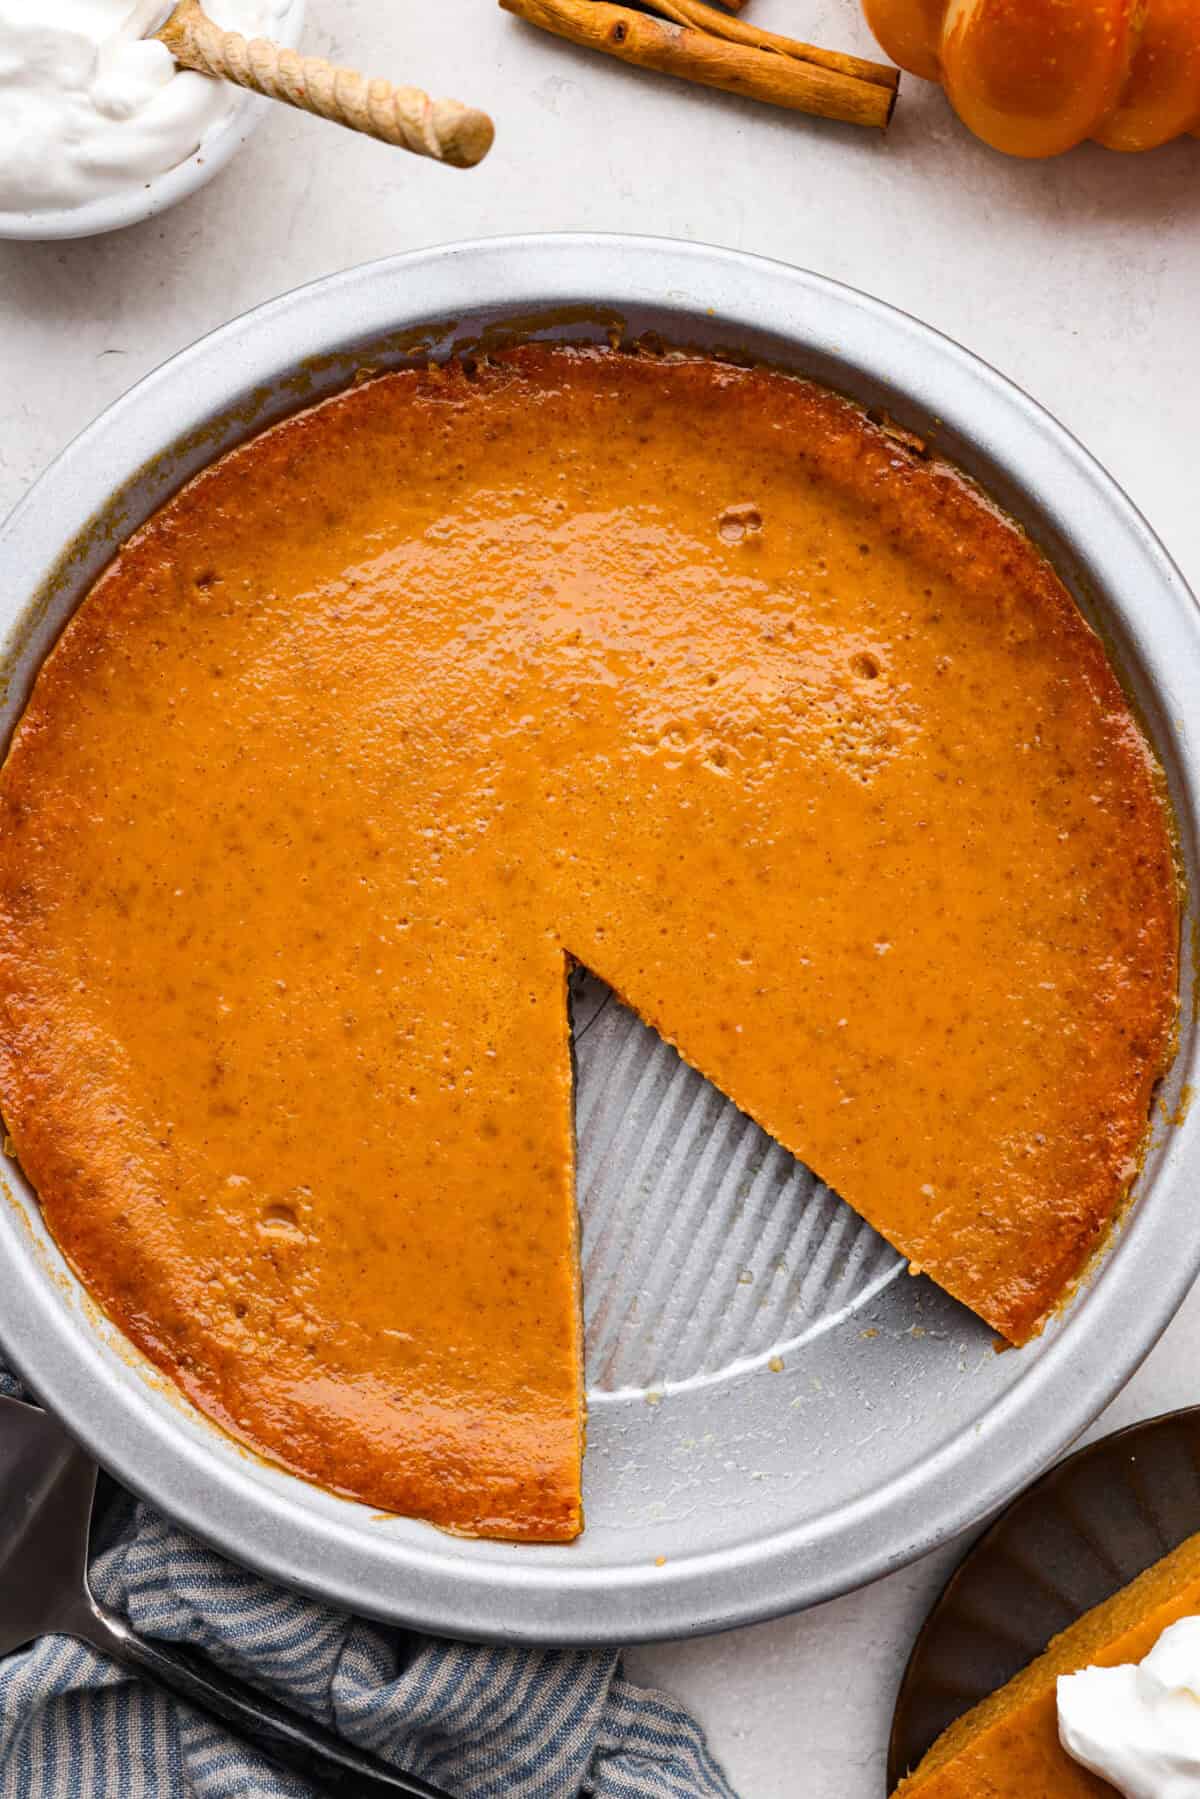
left=0, top=1370, right=734, bottom=1799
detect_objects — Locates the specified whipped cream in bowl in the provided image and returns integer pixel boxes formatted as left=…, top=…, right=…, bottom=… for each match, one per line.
left=1059, top=1616, right=1200, bottom=1798
left=0, top=0, right=304, bottom=238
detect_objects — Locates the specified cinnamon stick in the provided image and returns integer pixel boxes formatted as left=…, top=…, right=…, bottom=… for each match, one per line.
left=647, top=0, right=898, bottom=91
left=499, top=0, right=897, bottom=130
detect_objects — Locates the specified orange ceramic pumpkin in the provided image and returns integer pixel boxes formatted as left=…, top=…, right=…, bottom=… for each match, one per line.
left=863, top=0, right=1200, bottom=155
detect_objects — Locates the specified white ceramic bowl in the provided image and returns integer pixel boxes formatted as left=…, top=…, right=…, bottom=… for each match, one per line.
left=0, top=0, right=306, bottom=242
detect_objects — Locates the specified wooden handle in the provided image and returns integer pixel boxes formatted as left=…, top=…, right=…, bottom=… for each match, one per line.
left=158, top=1, right=495, bottom=168
left=499, top=0, right=897, bottom=130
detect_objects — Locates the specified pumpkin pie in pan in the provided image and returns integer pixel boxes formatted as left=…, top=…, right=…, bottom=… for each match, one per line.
left=0, top=347, right=1179, bottom=1540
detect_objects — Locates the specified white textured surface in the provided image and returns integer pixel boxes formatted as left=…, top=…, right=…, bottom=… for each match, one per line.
left=0, top=4, right=1198, bottom=1793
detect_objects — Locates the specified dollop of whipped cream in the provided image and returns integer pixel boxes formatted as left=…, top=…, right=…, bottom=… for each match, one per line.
left=1058, top=1616, right=1200, bottom=1798
left=0, top=0, right=291, bottom=214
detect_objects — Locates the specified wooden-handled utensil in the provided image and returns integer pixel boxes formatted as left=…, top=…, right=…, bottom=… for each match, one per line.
left=154, top=1, right=495, bottom=167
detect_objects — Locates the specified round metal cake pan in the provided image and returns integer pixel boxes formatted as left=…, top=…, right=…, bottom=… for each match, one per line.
left=0, top=235, right=1198, bottom=1646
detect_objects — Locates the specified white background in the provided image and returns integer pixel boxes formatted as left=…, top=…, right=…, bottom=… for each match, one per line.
left=2, top=4, right=1199, bottom=1793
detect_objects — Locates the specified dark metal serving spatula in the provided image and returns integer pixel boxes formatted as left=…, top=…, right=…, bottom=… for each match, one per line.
left=0, top=1394, right=452, bottom=1798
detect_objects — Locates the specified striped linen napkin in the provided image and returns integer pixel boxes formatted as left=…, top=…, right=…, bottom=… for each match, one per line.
left=0, top=1371, right=734, bottom=1799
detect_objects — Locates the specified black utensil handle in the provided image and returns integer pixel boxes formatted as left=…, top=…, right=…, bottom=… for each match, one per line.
left=78, top=1600, right=452, bottom=1799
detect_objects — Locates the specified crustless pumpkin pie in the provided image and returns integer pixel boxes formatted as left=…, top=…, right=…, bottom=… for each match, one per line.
left=891, top=1532, right=1200, bottom=1796
left=0, top=347, right=1179, bottom=1540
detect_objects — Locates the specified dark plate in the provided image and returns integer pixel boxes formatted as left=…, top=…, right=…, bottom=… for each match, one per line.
left=887, top=1406, right=1200, bottom=1791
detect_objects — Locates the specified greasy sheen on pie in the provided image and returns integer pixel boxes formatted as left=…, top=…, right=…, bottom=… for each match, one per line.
left=0, top=347, right=1179, bottom=1541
